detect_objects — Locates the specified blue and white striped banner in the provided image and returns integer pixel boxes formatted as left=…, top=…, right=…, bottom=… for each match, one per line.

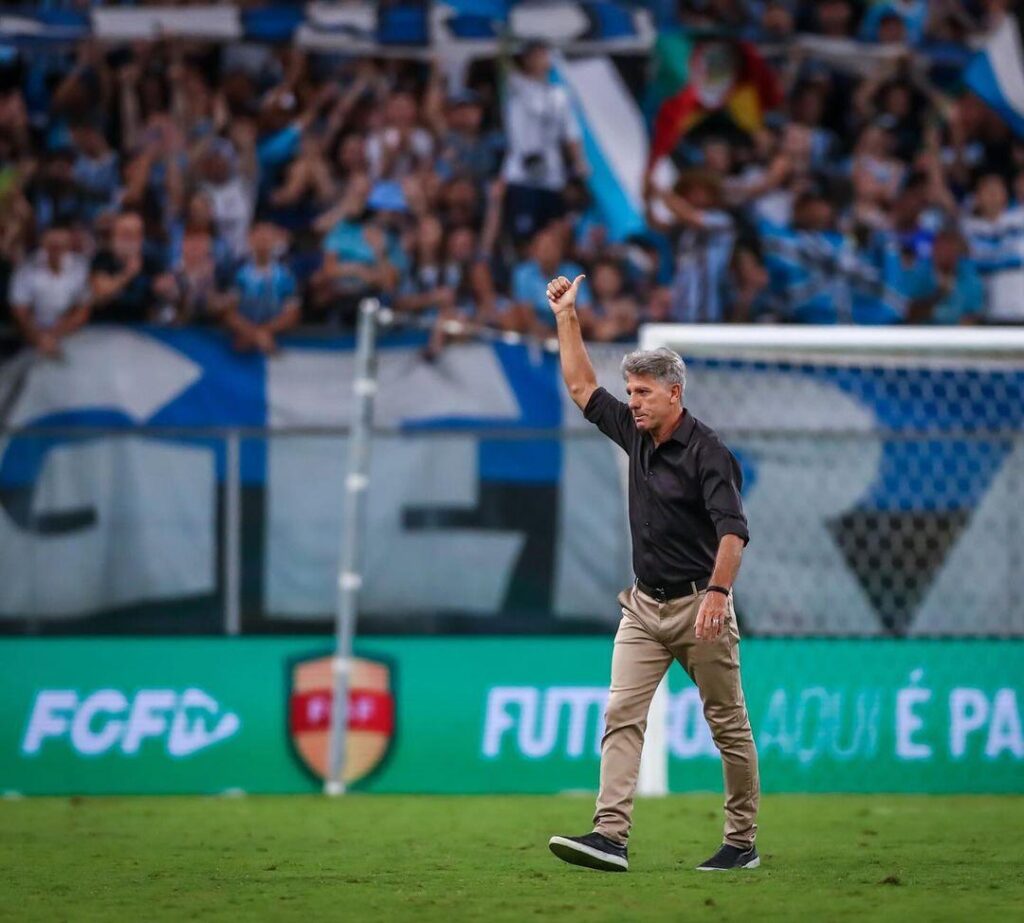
left=965, top=15, right=1024, bottom=137
left=0, top=2, right=653, bottom=52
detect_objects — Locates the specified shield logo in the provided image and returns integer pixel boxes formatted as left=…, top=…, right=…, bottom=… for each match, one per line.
left=288, top=655, right=395, bottom=784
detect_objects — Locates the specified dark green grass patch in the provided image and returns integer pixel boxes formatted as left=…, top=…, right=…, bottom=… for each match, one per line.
left=1, top=794, right=1020, bottom=922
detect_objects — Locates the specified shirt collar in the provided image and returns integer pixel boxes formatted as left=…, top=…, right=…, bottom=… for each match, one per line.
left=670, top=409, right=696, bottom=446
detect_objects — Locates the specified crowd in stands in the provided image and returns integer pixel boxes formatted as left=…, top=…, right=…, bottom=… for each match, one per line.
left=2, top=0, right=1023, bottom=360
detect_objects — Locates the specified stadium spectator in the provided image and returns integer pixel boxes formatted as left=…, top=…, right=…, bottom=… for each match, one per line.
left=861, top=1, right=928, bottom=46
left=501, top=40, right=587, bottom=243
left=222, top=222, right=300, bottom=354
left=310, top=176, right=405, bottom=325
left=168, top=192, right=235, bottom=281
left=851, top=122, right=908, bottom=232
left=583, top=258, right=640, bottom=341
left=68, top=120, right=120, bottom=222
left=366, top=89, right=434, bottom=184
left=398, top=219, right=500, bottom=357
left=758, top=191, right=860, bottom=324
left=396, top=215, right=456, bottom=316
left=8, top=223, right=90, bottom=356
left=906, top=227, right=984, bottom=325
left=27, top=148, right=88, bottom=232
left=510, top=223, right=591, bottom=335
left=647, top=170, right=737, bottom=324
left=267, top=132, right=338, bottom=227
left=90, top=212, right=175, bottom=323
left=194, top=133, right=256, bottom=262
left=425, top=67, right=504, bottom=187
left=807, top=0, right=857, bottom=37
left=961, top=172, right=1024, bottom=324
left=872, top=8, right=912, bottom=46
left=727, top=243, right=778, bottom=322
left=562, top=176, right=607, bottom=264
left=168, top=229, right=231, bottom=327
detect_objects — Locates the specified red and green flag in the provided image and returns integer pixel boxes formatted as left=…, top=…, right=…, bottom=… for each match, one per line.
left=649, top=37, right=783, bottom=165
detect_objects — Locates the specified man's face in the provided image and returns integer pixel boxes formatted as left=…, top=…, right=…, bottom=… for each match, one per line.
left=782, top=124, right=812, bottom=164
left=202, top=151, right=232, bottom=185
left=684, top=182, right=715, bottom=210
left=112, top=215, right=144, bottom=261
left=187, top=193, right=214, bottom=229
left=181, top=233, right=212, bottom=270
left=46, top=155, right=74, bottom=186
left=977, top=175, right=1008, bottom=215
left=794, top=86, right=825, bottom=125
left=249, top=224, right=276, bottom=262
left=533, top=227, right=563, bottom=270
left=626, top=373, right=681, bottom=434
left=796, top=197, right=834, bottom=231
left=818, top=0, right=852, bottom=35
left=448, top=101, right=482, bottom=133
left=878, top=15, right=906, bottom=45
left=593, top=263, right=623, bottom=300
left=524, top=47, right=550, bottom=78
left=762, top=2, right=794, bottom=36
left=703, top=140, right=731, bottom=174
left=442, top=178, right=478, bottom=219
left=932, top=233, right=961, bottom=272
left=71, top=126, right=103, bottom=157
left=446, top=226, right=476, bottom=263
left=338, top=134, right=367, bottom=173
left=883, top=84, right=912, bottom=119
left=388, top=93, right=418, bottom=130
left=42, top=229, right=70, bottom=263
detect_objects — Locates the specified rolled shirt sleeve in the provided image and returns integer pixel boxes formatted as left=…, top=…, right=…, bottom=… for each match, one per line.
left=699, top=440, right=750, bottom=545
left=583, top=386, right=636, bottom=453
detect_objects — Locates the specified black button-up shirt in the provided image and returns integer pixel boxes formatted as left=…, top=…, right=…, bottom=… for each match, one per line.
left=584, top=387, right=749, bottom=586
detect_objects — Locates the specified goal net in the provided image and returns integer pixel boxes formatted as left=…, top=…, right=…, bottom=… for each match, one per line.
left=638, top=324, right=1024, bottom=639
left=634, top=323, right=1024, bottom=793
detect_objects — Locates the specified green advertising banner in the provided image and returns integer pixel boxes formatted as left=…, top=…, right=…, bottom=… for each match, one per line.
left=1, top=638, right=1022, bottom=796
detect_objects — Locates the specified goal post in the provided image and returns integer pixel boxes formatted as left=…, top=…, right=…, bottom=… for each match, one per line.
left=640, top=323, right=1024, bottom=357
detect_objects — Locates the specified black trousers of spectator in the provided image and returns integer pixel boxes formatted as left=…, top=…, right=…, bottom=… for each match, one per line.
left=504, top=183, right=566, bottom=243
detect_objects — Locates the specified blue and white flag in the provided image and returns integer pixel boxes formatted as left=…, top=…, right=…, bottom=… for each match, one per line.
left=0, top=10, right=88, bottom=46
left=552, top=54, right=647, bottom=242
left=965, top=15, right=1024, bottom=137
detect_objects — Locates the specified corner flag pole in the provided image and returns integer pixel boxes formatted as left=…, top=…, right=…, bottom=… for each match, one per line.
left=326, top=297, right=380, bottom=795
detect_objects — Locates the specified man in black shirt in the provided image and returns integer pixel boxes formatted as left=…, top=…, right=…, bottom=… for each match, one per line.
left=90, top=212, right=175, bottom=323
left=545, top=274, right=760, bottom=874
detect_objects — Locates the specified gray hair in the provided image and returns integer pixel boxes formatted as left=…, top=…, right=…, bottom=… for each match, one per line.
left=620, top=347, right=687, bottom=393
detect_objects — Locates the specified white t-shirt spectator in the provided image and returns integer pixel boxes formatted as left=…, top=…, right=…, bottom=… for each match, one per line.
left=9, top=251, right=89, bottom=328
left=501, top=72, right=581, bottom=191
left=366, top=128, right=434, bottom=180
left=962, top=207, right=1024, bottom=322
left=735, top=164, right=794, bottom=228
left=201, top=177, right=255, bottom=260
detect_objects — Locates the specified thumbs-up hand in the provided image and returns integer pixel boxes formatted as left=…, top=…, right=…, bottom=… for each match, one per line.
left=546, top=274, right=586, bottom=317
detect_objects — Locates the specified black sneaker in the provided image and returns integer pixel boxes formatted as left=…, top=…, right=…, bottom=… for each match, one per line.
left=548, top=832, right=629, bottom=872
left=696, top=843, right=760, bottom=871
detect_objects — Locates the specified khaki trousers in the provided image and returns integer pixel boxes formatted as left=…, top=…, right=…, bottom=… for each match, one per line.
left=593, top=584, right=760, bottom=848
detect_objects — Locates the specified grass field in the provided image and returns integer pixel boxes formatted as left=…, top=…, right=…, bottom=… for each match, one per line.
left=2, top=793, right=1022, bottom=922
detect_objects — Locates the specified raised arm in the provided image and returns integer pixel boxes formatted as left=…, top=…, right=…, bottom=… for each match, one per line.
left=547, top=274, right=597, bottom=410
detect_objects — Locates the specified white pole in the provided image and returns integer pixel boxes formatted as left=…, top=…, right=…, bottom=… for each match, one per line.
left=637, top=676, right=669, bottom=796
left=223, top=430, right=241, bottom=637
left=325, top=298, right=380, bottom=796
